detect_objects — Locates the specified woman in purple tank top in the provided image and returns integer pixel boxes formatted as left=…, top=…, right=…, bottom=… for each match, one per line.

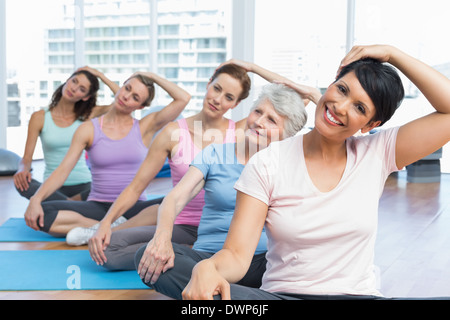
left=85, top=62, right=310, bottom=271
left=23, top=72, right=191, bottom=238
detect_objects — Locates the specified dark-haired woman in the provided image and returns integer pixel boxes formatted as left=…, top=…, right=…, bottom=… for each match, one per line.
left=14, top=67, right=117, bottom=202
left=182, top=45, right=450, bottom=300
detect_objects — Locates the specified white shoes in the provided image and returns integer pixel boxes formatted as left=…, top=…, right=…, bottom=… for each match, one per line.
left=66, top=226, right=97, bottom=246
left=66, top=216, right=127, bottom=246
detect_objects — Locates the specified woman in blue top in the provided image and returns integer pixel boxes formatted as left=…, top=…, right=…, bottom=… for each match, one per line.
left=135, top=73, right=317, bottom=299
left=14, top=67, right=118, bottom=202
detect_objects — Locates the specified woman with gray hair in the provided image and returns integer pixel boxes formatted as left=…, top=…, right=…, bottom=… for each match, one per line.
left=253, top=83, right=308, bottom=138
left=134, top=80, right=316, bottom=300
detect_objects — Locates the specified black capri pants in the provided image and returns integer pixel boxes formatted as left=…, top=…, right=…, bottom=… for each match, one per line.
left=16, top=179, right=90, bottom=202
left=40, top=196, right=164, bottom=233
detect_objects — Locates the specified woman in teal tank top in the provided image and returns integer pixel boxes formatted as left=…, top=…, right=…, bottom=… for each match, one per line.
left=14, top=67, right=118, bottom=201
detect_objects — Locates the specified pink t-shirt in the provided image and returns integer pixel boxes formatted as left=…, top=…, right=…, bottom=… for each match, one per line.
left=169, top=118, right=236, bottom=226
left=234, top=127, right=400, bottom=296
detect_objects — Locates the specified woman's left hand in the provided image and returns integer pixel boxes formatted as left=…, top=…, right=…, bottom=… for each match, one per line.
left=338, top=45, right=395, bottom=74
left=137, top=232, right=175, bottom=285
left=88, top=222, right=112, bottom=265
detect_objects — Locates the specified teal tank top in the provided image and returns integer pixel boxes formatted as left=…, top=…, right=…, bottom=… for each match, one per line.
left=40, top=109, right=92, bottom=186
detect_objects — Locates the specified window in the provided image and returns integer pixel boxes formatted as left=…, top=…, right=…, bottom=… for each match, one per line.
left=5, top=0, right=76, bottom=156
left=134, top=40, right=150, bottom=50
left=8, top=1, right=449, bottom=172
left=197, top=53, right=226, bottom=64
left=159, top=53, right=179, bottom=64
left=134, top=26, right=149, bottom=36
left=197, top=67, right=215, bottom=79
left=159, top=39, right=179, bottom=51
left=353, top=0, right=450, bottom=172
left=158, top=25, right=179, bottom=36
left=159, top=67, right=179, bottom=79
left=251, top=0, right=450, bottom=173
left=134, top=54, right=149, bottom=65
left=3, top=0, right=233, bottom=158
left=254, top=0, right=347, bottom=90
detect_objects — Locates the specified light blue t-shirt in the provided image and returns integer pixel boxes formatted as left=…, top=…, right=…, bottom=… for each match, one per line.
left=191, top=143, right=268, bottom=254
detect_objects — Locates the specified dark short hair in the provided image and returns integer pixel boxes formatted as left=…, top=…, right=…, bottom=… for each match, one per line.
left=336, top=58, right=404, bottom=126
left=210, top=64, right=252, bottom=102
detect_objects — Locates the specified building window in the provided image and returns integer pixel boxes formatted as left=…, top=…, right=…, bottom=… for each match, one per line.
left=4, top=0, right=233, bottom=157
left=158, top=25, right=179, bottom=36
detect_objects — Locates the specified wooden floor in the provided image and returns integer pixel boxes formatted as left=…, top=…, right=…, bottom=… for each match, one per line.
left=1, top=161, right=450, bottom=299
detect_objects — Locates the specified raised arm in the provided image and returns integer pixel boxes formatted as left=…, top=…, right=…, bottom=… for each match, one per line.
left=341, top=45, right=450, bottom=169
left=138, top=72, right=191, bottom=137
left=182, top=191, right=267, bottom=300
left=274, top=80, right=322, bottom=106
left=81, top=66, right=119, bottom=95
left=24, top=122, right=92, bottom=230
left=222, top=59, right=289, bottom=84
left=231, top=59, right=319, bottom=130
left=137, top=166, right=205, bottom=284
left=78, top=66, right=120, bottom=119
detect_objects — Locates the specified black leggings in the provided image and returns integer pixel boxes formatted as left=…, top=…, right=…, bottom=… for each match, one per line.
left=40, top=196, right=164, bottom=233
left=16, top=179, right=91, bottom=201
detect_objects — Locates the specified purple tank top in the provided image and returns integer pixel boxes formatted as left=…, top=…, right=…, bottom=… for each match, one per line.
left=169, top=118, right=236, bottom=226
left=87, top=117, right=148, bottom=202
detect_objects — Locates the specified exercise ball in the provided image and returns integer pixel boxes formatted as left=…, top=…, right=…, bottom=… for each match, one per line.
left=0, top=149, right=21, bottom=176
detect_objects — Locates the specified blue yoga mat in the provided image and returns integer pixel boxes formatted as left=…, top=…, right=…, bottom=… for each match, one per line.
left=0, top=218, right=62, bottom=242
left=0, top=250, right=148, bottom=291
left=0, top=195, right=165, bottom=242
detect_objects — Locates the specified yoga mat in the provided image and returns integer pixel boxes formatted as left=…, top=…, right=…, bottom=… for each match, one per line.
left=0, top=250, right=147, bottom=291
left=0, top=218, right=62, bottom=242
left=0, top=196, right=165, bottom=242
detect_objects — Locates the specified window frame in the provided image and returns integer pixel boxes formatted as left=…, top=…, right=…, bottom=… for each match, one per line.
left=0, top=0, right=252, bottom=149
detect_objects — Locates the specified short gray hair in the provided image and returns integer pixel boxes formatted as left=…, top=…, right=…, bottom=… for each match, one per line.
left=253, top=83, right=307, bottom=137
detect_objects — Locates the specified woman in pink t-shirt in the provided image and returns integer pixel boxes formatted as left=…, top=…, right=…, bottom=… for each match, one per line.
left=183, top=45, right=450, bottom=300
